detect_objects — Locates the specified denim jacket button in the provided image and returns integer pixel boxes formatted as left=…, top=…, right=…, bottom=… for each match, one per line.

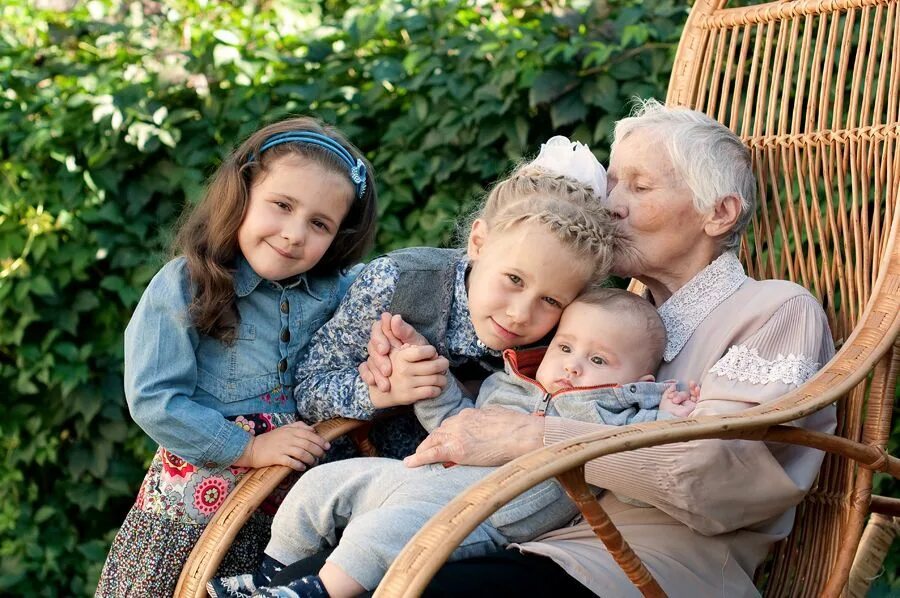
left=628, top=384, right=637, bottom=393
left=278, top=358, right=288, bottom=373
left=280, top=328, right=290, bottom=343
left=204, top=461, right=217, bottom=469
left=280, top=300, right=289, bottom=314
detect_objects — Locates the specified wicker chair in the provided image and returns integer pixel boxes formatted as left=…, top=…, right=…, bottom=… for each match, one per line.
left=176, top=0, right=900, bottom=595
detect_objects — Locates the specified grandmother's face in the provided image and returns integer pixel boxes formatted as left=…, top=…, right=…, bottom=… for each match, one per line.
left=606, top=128, right=708, bottom=278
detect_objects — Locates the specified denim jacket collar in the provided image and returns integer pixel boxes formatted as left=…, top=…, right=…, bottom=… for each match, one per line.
left=233, top=255, right=322, bottom=300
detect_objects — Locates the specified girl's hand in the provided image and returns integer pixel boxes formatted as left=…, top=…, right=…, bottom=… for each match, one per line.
left=232, top=421, right=331, bottom=471
left=404, top=406, right=544, bottom=468
left=360, top=313, right=430, bottom=392
left=368, top=344, right=449, bottom=408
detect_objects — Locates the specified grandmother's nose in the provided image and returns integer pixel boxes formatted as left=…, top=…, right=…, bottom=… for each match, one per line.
left=605, top=188, right=629, bottom=219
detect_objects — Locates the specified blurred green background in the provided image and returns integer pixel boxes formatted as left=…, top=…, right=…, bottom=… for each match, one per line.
left=0, top=0, right=896, bottom=595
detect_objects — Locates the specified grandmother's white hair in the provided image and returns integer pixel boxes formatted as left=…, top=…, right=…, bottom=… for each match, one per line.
left=612, top=98, right=756, bottom=252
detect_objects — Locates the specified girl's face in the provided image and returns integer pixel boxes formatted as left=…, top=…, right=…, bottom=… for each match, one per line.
left=465, top=220, right=592, bottom=351
left=238, top=155, right=353, bottom=281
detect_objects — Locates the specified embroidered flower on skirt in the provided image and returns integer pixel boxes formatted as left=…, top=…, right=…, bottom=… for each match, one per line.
left=135, top=410, right=296, bottom=526
left=162, top=449, right=196, bottom=479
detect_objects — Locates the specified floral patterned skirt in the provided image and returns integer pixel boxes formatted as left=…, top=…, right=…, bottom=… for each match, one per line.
left=95, top=411, right=299, bottom=597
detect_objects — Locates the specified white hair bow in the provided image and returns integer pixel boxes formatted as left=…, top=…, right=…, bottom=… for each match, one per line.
left=529, top=136, right=607, bottom=200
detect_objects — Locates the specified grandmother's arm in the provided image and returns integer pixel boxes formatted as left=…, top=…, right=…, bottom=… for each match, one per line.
left=543, top=293, right=836, bottom=535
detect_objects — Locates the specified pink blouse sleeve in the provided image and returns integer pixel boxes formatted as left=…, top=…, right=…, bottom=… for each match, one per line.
left=543, top=294, right=836, bottom=535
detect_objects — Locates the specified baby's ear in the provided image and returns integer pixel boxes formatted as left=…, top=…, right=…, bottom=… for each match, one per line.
left=639, top=374, right=655, bottom=382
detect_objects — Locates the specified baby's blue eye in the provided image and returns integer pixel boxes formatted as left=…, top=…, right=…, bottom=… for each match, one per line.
left=559, top=344, right=571, bottom=353
left=507, top=274, right=522, bottom=285
left=591, top=356, right=605, bottom=365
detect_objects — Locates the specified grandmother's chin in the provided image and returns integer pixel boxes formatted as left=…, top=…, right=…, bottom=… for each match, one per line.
left=610, top=250, right=642, bottom=278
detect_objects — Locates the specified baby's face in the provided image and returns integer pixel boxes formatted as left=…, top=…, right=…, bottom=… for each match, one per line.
left=535, top=301, right=654, bottom=394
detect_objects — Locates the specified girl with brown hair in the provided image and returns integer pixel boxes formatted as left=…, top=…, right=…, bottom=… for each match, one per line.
left=96, top=116, right=377, bottom=596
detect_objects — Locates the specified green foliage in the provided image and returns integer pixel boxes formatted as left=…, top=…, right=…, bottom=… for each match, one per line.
left=0, top=0, right=685, bottom=594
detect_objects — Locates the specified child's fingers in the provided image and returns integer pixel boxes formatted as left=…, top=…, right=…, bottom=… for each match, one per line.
left=278, top=455, right=309, bottom=472
left=409, top=374, right=447, bottom=391
left=397, top=344, right=439, bottom=363
left=358, top=362, right=375, bottom=386
left=282, top=443, right=325, bottom=465
left=359, top=361, right=391, bottom=392
left=391, top=314, right=430, bottom=346
left=404, top=356, right=449, bottom=378
left=388, top=385, right=442, bottom=406
left=282, top=424, right=331, bottom=452
left=409, top=385, right=443, bottom=402
left=369, top=316, right=392, bottom=354
left=367, top=345, right=393, bottom=378
left=365, top=360, right=392, bottom=392
left=381, top=313, right=403, bottom=348
left=284, top=420, right=314, bottom=430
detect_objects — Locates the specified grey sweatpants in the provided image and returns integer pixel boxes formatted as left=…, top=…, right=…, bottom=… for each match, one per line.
left=266, top=457, right=577, bottom=590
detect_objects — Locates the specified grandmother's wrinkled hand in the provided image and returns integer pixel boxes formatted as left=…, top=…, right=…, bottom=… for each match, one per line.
left=403, top=406, right=545, bottom=468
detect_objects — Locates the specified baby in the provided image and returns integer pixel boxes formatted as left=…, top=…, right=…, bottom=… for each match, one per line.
left=211, top=288, right=697, bottom=598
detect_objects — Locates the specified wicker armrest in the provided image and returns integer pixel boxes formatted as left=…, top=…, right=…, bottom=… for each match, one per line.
left=376, top=269, right=900, bottom=597
left=174, top=417, right=369, bottom=598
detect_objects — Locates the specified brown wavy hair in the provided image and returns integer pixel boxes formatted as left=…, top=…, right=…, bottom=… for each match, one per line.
left=173, top=117, right=377, bottom=342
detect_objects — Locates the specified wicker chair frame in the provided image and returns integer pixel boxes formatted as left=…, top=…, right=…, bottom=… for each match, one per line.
left=176, top=0, right=900, bottom=595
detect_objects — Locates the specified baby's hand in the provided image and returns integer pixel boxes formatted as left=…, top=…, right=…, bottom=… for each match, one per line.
left=232, top=421, right=330, bottom=471
left=368, top=344, right=449, bottom=408
left=660, top=381, right=700, bottom=418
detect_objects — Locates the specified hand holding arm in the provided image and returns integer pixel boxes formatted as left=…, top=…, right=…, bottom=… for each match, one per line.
left=367, top=344, right=449, bottom=408
left=404, top=406, right=544, bottom=468
left=359, top=313, right=433, bottom=392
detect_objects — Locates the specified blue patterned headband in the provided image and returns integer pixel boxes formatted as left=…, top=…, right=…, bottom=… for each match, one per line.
left=251, top=131, right=368, bottom=200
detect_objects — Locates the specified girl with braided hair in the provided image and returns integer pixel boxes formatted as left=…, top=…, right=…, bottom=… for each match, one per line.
left=210, top=138, right=697, bottom=598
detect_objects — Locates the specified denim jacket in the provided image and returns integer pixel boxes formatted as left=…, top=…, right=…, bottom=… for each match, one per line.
left=124, top=256, right=358, bottom=471
left=416, top=347, right=670, bottom=433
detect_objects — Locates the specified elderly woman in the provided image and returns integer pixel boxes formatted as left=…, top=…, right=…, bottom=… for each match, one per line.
left=272, top=100, right=836, bottom=597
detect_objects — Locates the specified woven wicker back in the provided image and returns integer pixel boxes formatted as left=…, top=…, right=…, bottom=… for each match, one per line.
left=668, top=0, right=899, bottom=594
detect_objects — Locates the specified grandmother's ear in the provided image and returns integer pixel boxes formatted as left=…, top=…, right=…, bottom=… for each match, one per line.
left=703, top=195, right=742, bottom=239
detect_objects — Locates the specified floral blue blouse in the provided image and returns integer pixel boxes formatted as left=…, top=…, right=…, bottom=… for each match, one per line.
left=294, top=252, right=497, bottom=424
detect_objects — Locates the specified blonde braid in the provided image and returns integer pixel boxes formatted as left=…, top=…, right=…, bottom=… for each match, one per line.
left=476, top=167, right=622, bottom=281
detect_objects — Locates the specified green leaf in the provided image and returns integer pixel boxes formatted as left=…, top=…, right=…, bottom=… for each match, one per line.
left=529, top=70, right=576, bottom=106
left=213, top=30, right=241, bottom=46
left=28, top=276, right=54, bottom=297
left=550, top=94, right=588, bottom=128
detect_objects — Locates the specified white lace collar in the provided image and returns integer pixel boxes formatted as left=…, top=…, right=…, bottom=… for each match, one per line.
left=654, top=251, right=747, bottom=362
